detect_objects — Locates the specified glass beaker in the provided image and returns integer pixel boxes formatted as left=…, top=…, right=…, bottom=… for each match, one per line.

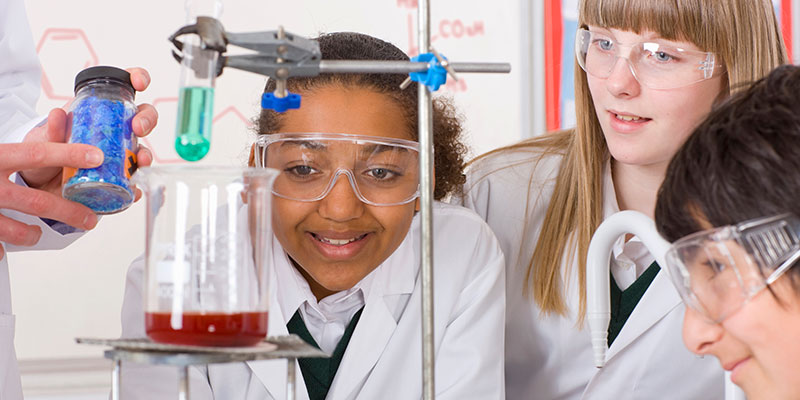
left=132, top=166, right=278, bottom=347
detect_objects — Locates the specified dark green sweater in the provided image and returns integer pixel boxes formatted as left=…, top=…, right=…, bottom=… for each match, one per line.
left=607, top=261, right=660, bottom=346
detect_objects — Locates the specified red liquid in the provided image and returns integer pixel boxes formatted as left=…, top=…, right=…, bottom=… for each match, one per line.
left=145, top=311, right=268, bottom=347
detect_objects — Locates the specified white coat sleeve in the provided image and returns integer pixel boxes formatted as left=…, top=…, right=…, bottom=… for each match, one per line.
left=0, top=0, right=76, bottom=253
left=118, top=256, right=215, bottom=400
left=0, top=4, right=55, bottom=398
left=0, top=0, right=42, bottom=140
left=1, top=207, right=84, bottom=253
left=435, top=216, right=506, bottom=399
left=1, top=162, right=85, bottom=254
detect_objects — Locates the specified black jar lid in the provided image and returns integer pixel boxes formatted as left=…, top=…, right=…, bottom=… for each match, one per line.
left=74, top=66, right=135, bottom=95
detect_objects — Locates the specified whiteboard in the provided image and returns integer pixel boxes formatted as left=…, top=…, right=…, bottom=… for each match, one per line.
left=10, top=0, right=526, bottom=362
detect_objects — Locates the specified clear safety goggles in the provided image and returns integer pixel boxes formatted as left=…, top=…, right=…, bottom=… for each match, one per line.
left=253, top=133, right=420, bottom=206
left=665, top=214, right=800, bottom=323
left=575, top=28, right=724, bottom=89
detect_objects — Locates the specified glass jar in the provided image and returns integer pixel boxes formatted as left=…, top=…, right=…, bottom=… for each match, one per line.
left=62, top=66, right=138, bottom=214
left=132, top=166, right=278, bottom=347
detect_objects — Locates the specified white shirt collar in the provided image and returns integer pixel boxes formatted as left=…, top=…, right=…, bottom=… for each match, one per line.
left=271, top=228, right=418, bottom=353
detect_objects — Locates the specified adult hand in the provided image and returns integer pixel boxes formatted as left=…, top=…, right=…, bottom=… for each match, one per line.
left=0, top=141, right=103, bottom=259
left=1, top=67, right=159, bottom=259
left=18, top=67, right=157, bottom=198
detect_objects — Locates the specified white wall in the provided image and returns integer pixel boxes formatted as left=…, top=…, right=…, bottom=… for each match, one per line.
left=10, top=0, right=527, bottom=396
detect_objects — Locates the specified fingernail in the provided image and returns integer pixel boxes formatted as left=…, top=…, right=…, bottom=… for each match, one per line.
left=139, top=117, right=151, bottom=133
left=87, top=150, right=104, bottom=165
left=138, top=71, right=151, bottom=88
left=83, top=213, right=98, bottom=230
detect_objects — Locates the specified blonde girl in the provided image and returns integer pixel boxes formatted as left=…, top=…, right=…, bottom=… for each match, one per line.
left=460, top=0, right=787, bottom=398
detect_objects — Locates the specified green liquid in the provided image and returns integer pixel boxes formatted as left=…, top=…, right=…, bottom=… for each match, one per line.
left=175, top=86, right=214, bottom=161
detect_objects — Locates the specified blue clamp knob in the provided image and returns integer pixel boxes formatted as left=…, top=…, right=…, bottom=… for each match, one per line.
left=409, top=53, right=448, bottom=92
left=261, top=92, right=301, bottom=112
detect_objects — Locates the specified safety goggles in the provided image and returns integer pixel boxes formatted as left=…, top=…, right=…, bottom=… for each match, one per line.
left=575, top=28, right=724, bottom=89
left=253, top=133, right=420, bottom=206
left=664, top=214, right=800, bottom=323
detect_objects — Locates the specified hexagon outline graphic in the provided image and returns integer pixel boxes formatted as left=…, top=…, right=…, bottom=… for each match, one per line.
left=36, top=28, right=99, bottom=101
left=213, top=106, right=254, bottom=128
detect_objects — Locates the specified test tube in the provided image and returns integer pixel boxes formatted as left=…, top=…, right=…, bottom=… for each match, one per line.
left=174, top=0, right=223, bottom=162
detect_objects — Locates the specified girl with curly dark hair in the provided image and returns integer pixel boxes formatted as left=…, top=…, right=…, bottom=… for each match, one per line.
left=119, top=31, right=505, bottom=400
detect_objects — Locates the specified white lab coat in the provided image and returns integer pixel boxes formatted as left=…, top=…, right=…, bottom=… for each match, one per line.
left=1, top=117, right=82, bottom=399
left=119, top=201, right=506, bottom=399
left=0, top=1, right=71, bottom=398
left=458, top=148, right=724, bottom=399
left=0, top=200, right=79, bottom=400
left=0, top=0, right=42, bottom=137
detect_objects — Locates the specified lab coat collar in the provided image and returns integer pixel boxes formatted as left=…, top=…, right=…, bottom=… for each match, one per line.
left=248, top=216, right=418, bottom=398
left=272, top=236, right=306, bottom=326
left=372, top=220, right=417, bottom=297
left=245, top=236, right=303, bottom=400
left=245, top=293, right=301, bottom=400
left=600, top=162, right=682, bottom=361
left=274, top=239, right=370, bottom=330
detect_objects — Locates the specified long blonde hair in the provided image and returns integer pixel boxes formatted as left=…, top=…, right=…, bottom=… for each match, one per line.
left=482, top=0, right=787, bottom=321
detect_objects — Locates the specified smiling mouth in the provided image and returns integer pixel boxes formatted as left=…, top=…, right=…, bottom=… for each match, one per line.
left=613, top=112, right=651, bottom=122
left=311, top=232, right=369, bottom=246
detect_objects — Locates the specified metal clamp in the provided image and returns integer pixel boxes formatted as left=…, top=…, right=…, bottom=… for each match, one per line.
left=168, top=18, right=323, bottom=79
left=168, top=16, right=228, bottom=77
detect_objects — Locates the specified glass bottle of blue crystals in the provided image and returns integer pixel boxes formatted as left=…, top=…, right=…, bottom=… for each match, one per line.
left=62, top=66, right=138, bottom=214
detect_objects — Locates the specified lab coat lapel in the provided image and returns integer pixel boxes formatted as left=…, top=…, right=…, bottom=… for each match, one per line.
left=326, top=291, right=397, bottom=399
left=246, top=237, right=302, bottom=399
left=604, top=268, right=682, bottom=361
left=327, top=231, right=417, bottom=399
left=599, top=161, right=682, bottom=361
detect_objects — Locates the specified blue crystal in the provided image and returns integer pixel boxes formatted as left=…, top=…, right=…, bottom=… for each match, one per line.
left=64, top=94, right=135, bottom=214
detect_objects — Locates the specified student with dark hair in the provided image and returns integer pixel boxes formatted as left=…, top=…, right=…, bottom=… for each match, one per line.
left=118, top=32, right=505, bottom=400
left=656, top=64, right=800, bottom=400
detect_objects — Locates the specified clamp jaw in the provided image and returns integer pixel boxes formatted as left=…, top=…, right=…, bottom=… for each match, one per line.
left=169, top=17, right=320, bottom=111
left=169, top=17, right=322, bottom=79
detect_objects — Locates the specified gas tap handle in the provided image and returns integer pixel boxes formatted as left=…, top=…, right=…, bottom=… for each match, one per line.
left=430, top=47, right=459, bottom=82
